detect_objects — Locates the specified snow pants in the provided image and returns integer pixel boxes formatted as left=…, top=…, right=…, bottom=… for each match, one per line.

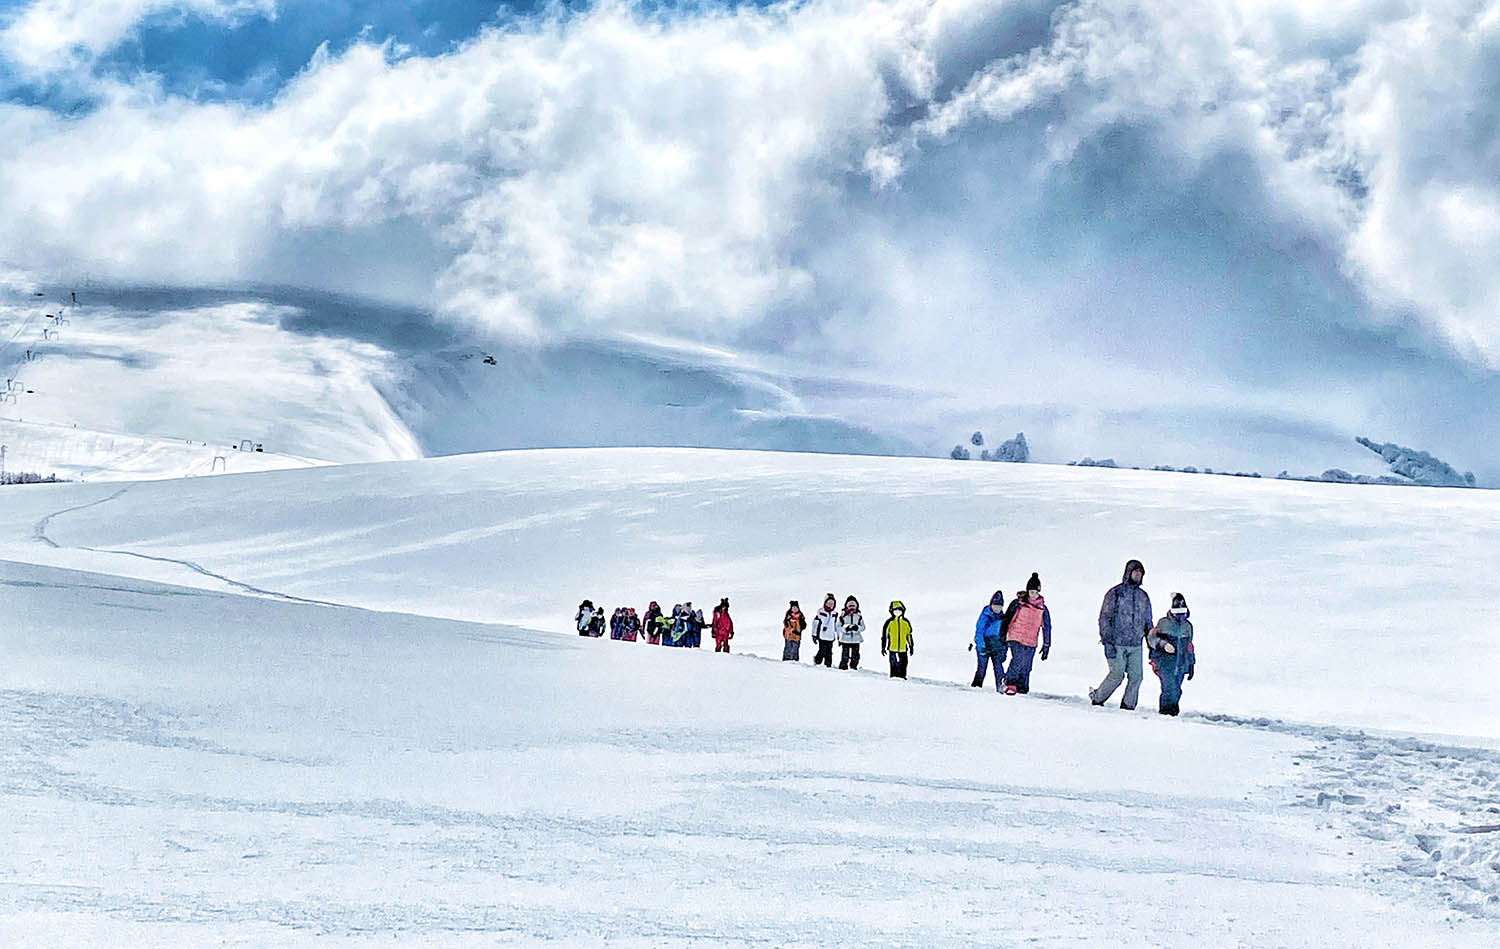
left=1154, top=651, right=1186, bottom=715
left=972, top=637, right=1004, bottom=690
left=839, top=643, right=861, bottom=670
left=1092, top=645, right=1144, bottom=709
left=1003, top=642, right=1036, bottom=693
left=783, top=639, right=801, bottom=661
left=813, top=638, right=834, bottom=667
left=714, top=636, right=731, bottom=653
left=888, top=651, right=909, bottom=679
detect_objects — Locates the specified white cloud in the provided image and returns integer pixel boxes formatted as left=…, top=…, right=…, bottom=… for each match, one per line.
left=0, top=0, right=1496, bottom=395
left=1, top=0, right=277, bottom=77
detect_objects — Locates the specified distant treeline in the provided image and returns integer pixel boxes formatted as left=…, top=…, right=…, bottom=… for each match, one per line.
left=1, top=471, right=67, bottom=485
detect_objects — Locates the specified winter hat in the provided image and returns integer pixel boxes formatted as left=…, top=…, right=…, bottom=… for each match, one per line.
left=824, top=593, right=837, bottom=609
left=789, top=599, right=800, bottom=608
left=990, top=590, right=1006, bottom=607
left=1170, top=592, right=1190, bottom=617
left=889, top=600, right=905, bottom=614
left=1026, top=572, right=1041, bottom=593
left=844, top=595, right=860, bottom=610
left=718, top=597, right=730, bottom=610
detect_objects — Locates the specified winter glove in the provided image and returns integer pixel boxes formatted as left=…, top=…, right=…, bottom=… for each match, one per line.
left=1039, top=645, right=1048, bottom=661
left=881, top=647, right=888, bottom=656
left=968, top=642, right=974, bottom=652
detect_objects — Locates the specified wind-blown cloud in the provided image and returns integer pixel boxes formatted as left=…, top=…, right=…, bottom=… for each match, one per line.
left=1, top=0, right=277, bottom=78
left=0, top=0, right=1498, bottom=475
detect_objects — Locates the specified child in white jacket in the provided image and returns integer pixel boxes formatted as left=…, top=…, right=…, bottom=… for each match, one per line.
left=837, top=596, right=866, bottom=670
left=810, top=593, right=839, bottom=668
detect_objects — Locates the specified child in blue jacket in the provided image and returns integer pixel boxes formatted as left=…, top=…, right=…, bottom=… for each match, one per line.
left=970, top=591, right=1007, bottom=691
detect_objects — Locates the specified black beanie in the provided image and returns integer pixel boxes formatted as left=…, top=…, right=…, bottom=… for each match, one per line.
left=1026, top=572, right=1041, bottom=593
left=990, top=590, right=1005, bottom=607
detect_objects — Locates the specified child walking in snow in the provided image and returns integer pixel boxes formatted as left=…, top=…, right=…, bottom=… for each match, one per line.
left=1001, top=573, right=1051, bottom=695
left=643, top=602, right=664, bottom=644
left=575, top=600, right=597, bottom=637
left=711, top=598, right=735, bottom=653
left=971, top=592, right=1007, bottom=689
left=837, top=596, right=865, bottom=670
left=811, top=594, right=838, bottom=667
left=782, top=601, right=807, bottom=661
left=1148, top=593, right=1196, bottom=716
left=619, top=607, right=641, bottom=642
left=881, top=601, right=914, bottom=679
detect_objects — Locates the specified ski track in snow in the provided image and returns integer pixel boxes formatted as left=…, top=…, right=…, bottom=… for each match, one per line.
left=30, top=486, right=347, bottom=609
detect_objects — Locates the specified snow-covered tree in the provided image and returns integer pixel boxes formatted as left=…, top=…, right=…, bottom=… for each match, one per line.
left=987, top=432, right=1029, bottom=463
left=950, top=444, right=971, bottom=461
left=1355, top=437, right=1477, bottom=487
left=970, top=431, right=984, bottom=447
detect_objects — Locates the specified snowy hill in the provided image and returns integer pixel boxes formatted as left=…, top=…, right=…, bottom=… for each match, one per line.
left=5, top=447, right=1497, bottom=738
left=2, top=448, right=1498, bottom=943
left=0, top=417, right=330, bottom=482
left=1, top=287, right=911, bottom=479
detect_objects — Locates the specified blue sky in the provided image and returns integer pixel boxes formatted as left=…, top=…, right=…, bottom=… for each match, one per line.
left=2, top=1, right=534, bottom=107
left=107, top=1, right=514, bottom=100
left=0, top=0, right=1498, bottom=478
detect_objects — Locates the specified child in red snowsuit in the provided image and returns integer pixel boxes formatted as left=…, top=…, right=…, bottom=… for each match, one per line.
left=711, top=598, right=735, bottom=653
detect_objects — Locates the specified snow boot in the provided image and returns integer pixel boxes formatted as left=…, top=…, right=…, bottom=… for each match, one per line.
left=1004, top=683, right=1018, bottom=695
left=1088, top=689, right=1105, bottom=706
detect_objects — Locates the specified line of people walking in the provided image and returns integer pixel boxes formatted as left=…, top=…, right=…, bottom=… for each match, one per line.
left=577, top=598, right=738, bottom=651
left=573, top=559, right=1197, bottom=714
left=782, top=595, right=914, bottom=678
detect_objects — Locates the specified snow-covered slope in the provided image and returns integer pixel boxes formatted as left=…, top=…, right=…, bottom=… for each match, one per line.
left=3, top=448, right=1497, bottom=739
left=0, top=417, right=330, bottom=482
left=0, top=293, right=422, bottom=468
left=1, top=288, right=912, bottom=478
left=2, top=557, right=1497, bottom=944
left=4, top=449, right=1499, bottom=942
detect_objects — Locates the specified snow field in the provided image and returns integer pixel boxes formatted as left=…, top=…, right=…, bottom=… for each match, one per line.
left=3, top=447, right=1500, bottom=942
left=3, top=447, right=1497, bottom=738
left=2, top=559, right=1496, bottom=944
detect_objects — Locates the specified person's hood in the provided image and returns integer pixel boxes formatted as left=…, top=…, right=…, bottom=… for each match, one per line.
left=1122, top=559, right=1146, bottom=584
left=889, top=600, right=905, bottom=614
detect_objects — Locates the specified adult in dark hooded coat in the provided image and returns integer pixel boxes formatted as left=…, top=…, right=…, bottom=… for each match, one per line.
left=1089, top=559, right=1153, bottom=710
